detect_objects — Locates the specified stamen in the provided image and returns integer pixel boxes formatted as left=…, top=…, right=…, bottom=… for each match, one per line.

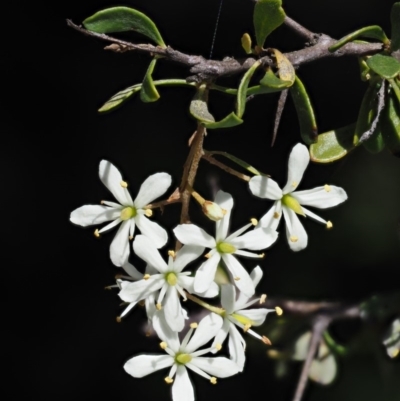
left=267, top=349, right=280, bottom=358
left=243, top=323, right=251, bottom=332
left=144, top=208, right=153, bottom=217
left=214, top=343, right=222, bottom=351
left=94, top=229, right=100, bottom=238
left=275, top=306, right=283, bottom=316
left=120, top=180, right=128, bottom=188
left=262, top=335, right=272, bottom=345
left=190, top=322, right=198, bottom=329
left=292, top=181, right=298, bottom=187
left=273, top=212, right=280, bottom=219
left=100, top=200, right=105, bottom=204
left=260, top=294, right=267, bottom=304
left=143, top=274, right=151, bottom=280
left=210, top=377, right=217, bottom=385
left=234, top=277, right=240, bottom=281
left=164, top=377, right=173, bottom=384
left=324, top=184, right=331, bottom=192
left=290, top=236, right=298, bottom=242
left=251, top=218, right=258, bottom=226
left=204, top=253, right=211, bottom=259
left=326, top=221, right=333, bottom=229
left=168, top=250, right=176, bottom=258
left=160, top=342, right=168, bottom=349
left=116, top=316, right=122, bottom=323
left=156, top=303, right=162, bottom=310
left=129, top=235, right=133, bottom=240
left=258, top=252, right=265, bottom=258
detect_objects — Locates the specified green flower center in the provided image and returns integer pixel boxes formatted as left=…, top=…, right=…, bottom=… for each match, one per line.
left=216, top=242, right=236, bottom=254
left=231, top=313, right=254, bottom=326
left=166, top=272, right=178, bottom=286
left=281, top=195, right=304, bottom=216
left=175, top=353, right=192, bottom=365
left=120, top=206, right=137, bottom=220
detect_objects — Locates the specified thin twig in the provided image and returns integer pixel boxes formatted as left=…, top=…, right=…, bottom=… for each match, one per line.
left=145, top=187, right=181, bottom=210
left=202, top=153, right=251, bottom=181
left=271, top=89, right=288, bottom=147
left=284, top=16, right=318, bottom=44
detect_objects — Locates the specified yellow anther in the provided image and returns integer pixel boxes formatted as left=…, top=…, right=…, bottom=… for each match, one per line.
left=251, top=218, right=258, bottom=226
left=160, top=342, right=168, bottom=349
left=324, top=184, right=331, bottom=192
left=243, top=323, right=251, bottom=332
left=164, top=377, right=174, bottom=384
left=168, top=250, right=176, bottom=258
left=190, top=322, right=198, bottom=329
left=94, top=229, right=100, bottom=238
left=273, top=212, right=280, bottom=219
left=267, top=349, right=280, bottom=358
left=326, top=221, right=333, bottom=229
left=234, top=276, right=241, bottom=281
left=290, top=236, right=298, bottom=243
left=260, top=294, right=267, bottom=304
left=129, top=235, right=133, bottom=240
left=275, top=306, right=283, bottom=316
left=116, top=316, right=122, bottom=323
left=100, top=200, right=105, bottom=204
left=144, top=208, right=153, bottom=217
left=120, top=180, right=128, bottom=188
left=215, top=343, right=222, bottom=351
left=210, top=377, right=217, bottom=385
left=392, top=348, right=399, bottom=358
left=204, top=253, right=211, bottom=259
left=262, top=335, right=272, bottom=345
left=292, top=181, right=298, bottom=187
left=156, top=303, right=162, bottom=310
left=143, top=274, right=151, bottom=280
left=258, top=253, right=265, bottom=258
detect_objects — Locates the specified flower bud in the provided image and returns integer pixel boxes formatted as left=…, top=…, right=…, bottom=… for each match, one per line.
left=202, top=201, right=227, bottom=221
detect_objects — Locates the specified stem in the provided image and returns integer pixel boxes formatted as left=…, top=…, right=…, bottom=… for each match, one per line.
left=271, top=89, right=288, bottom=146
left=184, top=291, right=225, bottom=315
left=145, top=187, right=181, bottom=209
left=202, top=153, right=251, bottom=181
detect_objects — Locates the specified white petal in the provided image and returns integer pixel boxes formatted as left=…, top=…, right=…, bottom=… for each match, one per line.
left=212, top=319, right=230, bottom=352
left=133, top=172, right=172, bottom=208
left=237, top=308, right=269, bottom=326
left=258, top=201, right=282, bottom=230
left=179, top=276, right=219, bottom=298
left=282, top=143, right=310, bottom=194
left=110, top=220, right=131, bottom=266
left=220, top=284, right=236, bottom=314
left=301, top=206, right=327, bottom=224
left=135, top=214, right=168, bottom=249
left=309, top=354, right=337, bottom=384
left=99, top=160, right=133, bottom=206
left=172, top=366, right=194, bottom=401
left=249, top=176, right=282, bottom=200
left=189, top=356, right=240, bottom=378
left=152, top=311, right=180, bottom=353
left=173, top=245, right=205, bottom=273
left=70, top=205, right=121, bottom=226
left=174, top=224, right=216, bottom=248
left=222, top=254, right=255, bottom=298
left=194, top=253, right=221, bottom=294
left=235, top=266, right=263, bottom=309
left=185, top=314, right=223, bottom=354
left=215, top=190, right=234, bottom=241
left=282, top=207, right=308, bottom=251
left=122, top=262, right=142, bottom=280
left=145, top=292, right=157, bottom=321
left=118, top=275, right=164, bottom=302
left=124, top=354, right=173, bottom=378
left=228, top=324, right=246, bottom=372
left=133, top=235, right=168, bottom=273
left=292, top=185, right=348, bottom=208
left=164, top=286, right=185, bottom=332
left=230, top=227, right=278, bottom=251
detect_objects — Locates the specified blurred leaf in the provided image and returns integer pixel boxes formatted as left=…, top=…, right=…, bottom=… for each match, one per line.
left=83, top=6, right=166, bottom=47
left=382, top=318, right=400, bottom=359
left=253, top=0, right=285, bottom=48
left=309, top=351, right=337, bottom=385
left=204, top=112, right=243, bottom=129
left=237, top=60, right=262, bottom=118
left=241, top=33, right=253, bottom=54
left=329, top=25, right=389, bottom=52
left=310, top=124, right=356, bottom=163
left=140, top=58, right=160, bottom=102
left=290, top=76, right=318, bottom=144
left=293, top=331, right=312, bottom=361
left=366, top=54, right=400, bottom=79
left=391, top=2, right=400, bottom=51
left=381, top=91, right=400, bottom=156
left=190, top=85, right=215, bottom=124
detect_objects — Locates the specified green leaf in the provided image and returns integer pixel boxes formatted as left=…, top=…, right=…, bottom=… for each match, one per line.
left=83, top=6, right=166, bottom=47
left=210, top=83, right=283, bottom=96
left=381, top=92, right=400, bottom=157
left=358, top=57, right=371, bottom=81
left=190, top=85, right=215, bottom=124
left=391, top=2, right=400, bottom=51
left=290, top=76, right=318, bottom=144
left=241, top=33, right=253, bottom=54
left=272, top=48, right=295, bottom=84
left=253, top=0, right=286, bottom=48
left=237, top=60, right=262, bottom=118
left=204, top=112, right=243, bottom=129
left=329, top=25, right=389, bottom=53
left=388, top=78, right=400, bottom=103
left=310, top=124, right=356, bottom=163
left=140, top=58, right=160, bottom=102
left=366, top=54, right=400, bottom=79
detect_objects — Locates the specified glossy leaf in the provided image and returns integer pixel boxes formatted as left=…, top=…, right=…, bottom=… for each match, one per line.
left=310, top=124, right=356, bottom=163
left=204, top=112, right=243, bottom=129
left=241, top=33, right=253, bottom=54
left=140, top=58, right=160, bottom=102
left=190, top=85, right=215, bottom=124
left=366, top=54, right=400, bottom=79
left=83, top=6, right=166, bottom=47
left=381, top=92, right=400, bottom=156
left=329, top=25, right=389, bottom=53
left=290, top=76, right=318, bottom=144
left=391, top=2, right=400, bottom=51
left=237, top=60, right=262, bottom=118
left=253, top=0, right=285, bottom=48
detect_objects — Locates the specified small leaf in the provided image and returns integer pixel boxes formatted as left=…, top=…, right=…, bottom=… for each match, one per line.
left=358, top=57, right=371, bottom=81
left=260, top=68, right=292, bottom=88
left=140, top=58, right=160, bottom=102
left=366, top=54, right=400, bottom=79
left=190, top=85, right=215, bottom=124
left=241, top=33, right=253, bottom=54
left=237, top=60, right=262, bottom=118
left=290, top=76, right=318, bottom=144
left=310, top=124, right=356, bottom=163
left=83, top=6, right=166, bottom=47
left=329, top=25, right=389, bottom=53
left=391, top=2, right=400, bottom=51
left=253, top=0, right=286, bottom=48
left=271, top=49, right=295, bottom=84
left=204, top=112, right=243, bottom=129
left=388, top=78, right=400, bottom=103
left=99, top=84, right=141, bottom=112
left=381, top=92, right=400, bottom=157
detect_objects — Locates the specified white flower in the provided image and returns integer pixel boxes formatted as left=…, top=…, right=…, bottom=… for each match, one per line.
left=70, top=160, right=171, bottom=266
left=174, top=190, right=278, bottom=298
left=119, top=235, right=218, bottom=332
left=124, top=312, right=240, bottom=401
left=249, top=143, right=348, bottom=251
left=212, top=266, right=275, bottom=371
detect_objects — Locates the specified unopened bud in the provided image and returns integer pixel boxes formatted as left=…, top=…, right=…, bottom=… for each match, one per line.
left=202, top=201, right=227, bottom=222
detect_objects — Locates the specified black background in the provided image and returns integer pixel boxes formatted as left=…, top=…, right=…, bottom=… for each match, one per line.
left=3, top=0, right=400, bottom=400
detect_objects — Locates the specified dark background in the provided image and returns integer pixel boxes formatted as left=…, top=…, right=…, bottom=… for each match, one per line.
left=3, top=0, right=399, bottom=400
